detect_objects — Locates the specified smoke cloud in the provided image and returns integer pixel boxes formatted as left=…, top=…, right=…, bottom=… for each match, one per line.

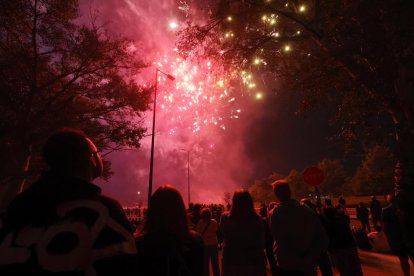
left=80, top=0, right=263, bottom=206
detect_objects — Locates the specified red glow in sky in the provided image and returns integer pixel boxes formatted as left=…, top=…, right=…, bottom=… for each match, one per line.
left=81, top=0, right=262, bottom=206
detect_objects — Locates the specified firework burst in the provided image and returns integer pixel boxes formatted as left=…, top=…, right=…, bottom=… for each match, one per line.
left=151, top=51, right=243, bottom=136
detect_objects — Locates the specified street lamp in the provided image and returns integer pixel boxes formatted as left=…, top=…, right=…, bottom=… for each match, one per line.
left=180, top=149, right=191, bottom=206
left=148, top=69, right=175, bottom=205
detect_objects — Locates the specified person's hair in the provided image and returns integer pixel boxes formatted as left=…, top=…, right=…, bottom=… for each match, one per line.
left=374, top=225, right=382, bottom=232
left=324, top=198, right=332, bottom=206
left=272, top=179, right=291, bottom=202
left=229, top=189, right=258, bottom=220
left=193, top=203, right=201, bottom=213
left=200, top=208, right=212, bottom=220
left=43, top=127, right=91, bottom=174
left=143, top=185, right=189, bottom=239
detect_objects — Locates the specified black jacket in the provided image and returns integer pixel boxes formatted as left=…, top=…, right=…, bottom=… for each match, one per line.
left=0, top=172, right=137, bottom=276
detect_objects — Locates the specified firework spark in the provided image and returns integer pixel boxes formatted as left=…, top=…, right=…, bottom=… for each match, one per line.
left=151, top=51, right=243, bottom=135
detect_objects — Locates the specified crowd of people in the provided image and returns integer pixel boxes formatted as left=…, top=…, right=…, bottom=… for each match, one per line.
left=0, top=127, right=413, bottom=276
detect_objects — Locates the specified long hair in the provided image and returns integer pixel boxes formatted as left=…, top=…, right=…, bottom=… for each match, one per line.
left=143, top=185, right=189, bottom=239
left=229, top=189, right=258, bottom=220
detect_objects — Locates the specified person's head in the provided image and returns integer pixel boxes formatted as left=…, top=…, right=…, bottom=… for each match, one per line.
left=324, top=197, right=332, bottom=207
left=230, top=189, right=257, bottom=219
left=200, top=208, right=212, bottom=221
left=188, top=202, right=194, bottom=212
left=42, top=127, right=103, bottom=181
left=193, top=203, right=201, bottom=214
left=386, top=194, right=395, bottom=204
left=338, top=196, right=346, bottom=205
left=371, top=196, right=377, bottom=201
left=144, top=185, right=189, bottom=238
left=272, top=179, right=291, bottom=202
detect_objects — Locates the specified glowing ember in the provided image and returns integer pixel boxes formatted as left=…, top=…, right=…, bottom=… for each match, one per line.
left=169, top=21, right=178, bottom=30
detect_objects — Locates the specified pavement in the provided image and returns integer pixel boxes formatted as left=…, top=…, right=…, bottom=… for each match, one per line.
left=212, top=248, right=408, bottom=276
left=347, top=209, right=409, bottom=276
left=357, top=249, right=406, bottom=276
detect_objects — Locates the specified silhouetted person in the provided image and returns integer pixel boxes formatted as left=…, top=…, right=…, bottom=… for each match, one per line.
left=369, top=196, right=382, bottom=228
left=301, top=198, right=333, bottom=276
left=190, top=203, right=202, bottom=230
left=196, top=208, right=220, bottom=276
left=323, top=199, right=363, bottom=276
left=338, top=196, right=346, bottom=207
left=220, top=189, right=266, bottom=276
left=356, top=202, right=370, bottom=232
left=336, top=196, right=348, bottom=216
left=259, top=206, right=278, bottom=276
left=135, top=185, right=204, bottom=276
left=270, top=180, right=328, bottom=276
left=0, top=128, right=137, bottom=275
left=382, top=194, right=414, bottom=276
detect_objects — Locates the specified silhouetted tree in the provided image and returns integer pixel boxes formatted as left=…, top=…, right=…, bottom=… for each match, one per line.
left=249, top=179, right=274, bottom=204
left=350, top=145, right=396, bottom=196
left=223, top=191, right=232, bottom=205
left=249, top=172, right=284, bottom=203
left=0, top=0, right=150, bottom=209
left=286, top=169, right=310, bottom=199
left=318, top=159, right=348, bottom=196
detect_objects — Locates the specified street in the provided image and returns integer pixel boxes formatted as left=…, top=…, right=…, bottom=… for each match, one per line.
left=357, top=249, right=405, bottom=276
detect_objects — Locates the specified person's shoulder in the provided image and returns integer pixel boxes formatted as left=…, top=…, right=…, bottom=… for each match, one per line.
left=221, top=211, right=230, bottom=217
left=270, top=203, right=282, bottom=215
left=220, top=211, right=230, bottom=221
left=189, top=229, right=202, bottom=239
left=188, top=230, right=204, bottom=247
left=382, top=205, right=392, bottom=213
left=90, top=195, right=133, bottom=232
left=135, top=232, right=152, bottom=246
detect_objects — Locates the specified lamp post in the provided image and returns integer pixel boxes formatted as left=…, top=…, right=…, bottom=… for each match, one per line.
left=148, top=69, right=175, bottom=205
left=180, top=149, right=191, bottom=206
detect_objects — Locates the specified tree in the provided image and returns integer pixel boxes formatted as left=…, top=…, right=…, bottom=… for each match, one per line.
left=286, top=169, right=310, bottom=199
left=248, top=179, right=274, bottom=204
left=0, top=0, right=150, bottom=210
left=248, top=172, right=283, bottom=203
left=178, top=0, right=414, bottom=255
left=350, top=144, right=396, bottom=196
left=223, top=191, right=231, bottom=205
left=318, top=159, right=348, bottom=196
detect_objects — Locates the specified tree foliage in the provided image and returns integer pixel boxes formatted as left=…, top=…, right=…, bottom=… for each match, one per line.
left=286, top=169, right=310, bottom=199
left=249, top=179, right=274, bottom=204
left=317, top=159, right=348, bottom=196
left=0, top=0, right=151, bottom=209
left=351, top=145, right=396, bottom=196
left=248, top=172, right=283, bottom=203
